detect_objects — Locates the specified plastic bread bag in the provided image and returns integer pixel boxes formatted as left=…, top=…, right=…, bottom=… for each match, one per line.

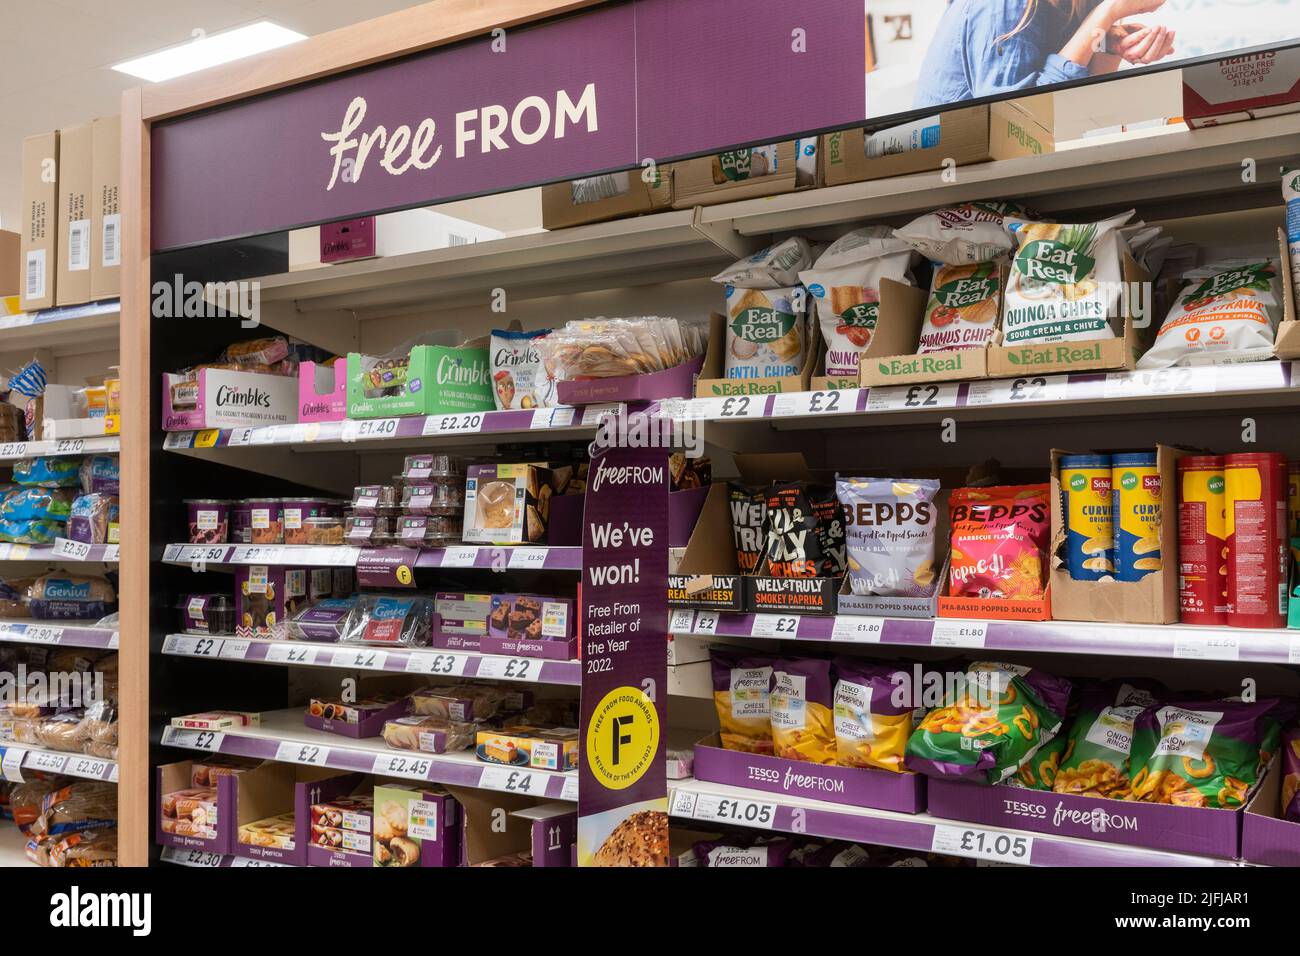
left=339, top=593, right=433, bottom=647
left=29, top=782, right=118, bottom=839
left=26, top=574, right=117, bottom=620
left=35, top=712, right=90, bottom=754
left=904, top=662, right=1073, bottom=784
left=720, top=286, right=807, bottom=379
left=1052, top=681, right=1163, bottom=798
left=761, top=482, right=829, bottom=578
left=710, top=647, right=774, bottom=754
left=8, top=777, right=65, bottom=828
left=711, top=236, right=813, bottom=289
left=798, top=227, right=915, bottom=379
left=12, top=456, right=81, bottom=488
left=837, top=477, right=941, bottom=596
left=489, top=328, right=556, bottom=410
left=770, top=658, right=836, bottom=765
left=1000, top=210, right=1134, bottom=345
left=220, top=335, right=290, bottom=369
left=1283, top=726, right=1300, bottom=823
left=381, top=714, right=478, bottom=754
left=893, top=202, right=1018, bottom=264
left=1, top=487, right=75, bottom=523
left=1137, top=258, right=1284, bottom=370
left=67, top=494, right=116, bottom=544
left=0, top=577, right=33, bottom=617
left=832, top=659, right=916, bottom=772
left=285, top=597, right=356, bottom=642
left=0, top=518, right=62, bottom=545
left=948, top=484, right=1051, bottom=600
left=50, top=828, right=117, bottom=867
left=1128, top=697, right=1292, bottom=808
left=918, top=262, right=1002, bottom=354
left=79, top=456, right=120, bottom=495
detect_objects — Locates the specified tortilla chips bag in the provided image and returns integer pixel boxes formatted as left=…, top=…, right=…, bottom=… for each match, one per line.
left=948, top=484, right=1051, bottom=600
left=837, top=477, right=940, bottom=596
left=833, top=659, right=915, bottom=773
left=1053, top=681, right=1162, bottom=798
left=1283, top=727, right=1300, bottom=823
left=710, top=648, right=774, bottom=754
left=904, top=662, right=1073, bottom=784
left=1128, top=697, right=1287, bottom=808
left=770, top=658, right=836, bottom=765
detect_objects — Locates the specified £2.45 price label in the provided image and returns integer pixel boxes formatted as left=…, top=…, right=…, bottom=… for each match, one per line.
left=931, top=824, right=1032, bottom=864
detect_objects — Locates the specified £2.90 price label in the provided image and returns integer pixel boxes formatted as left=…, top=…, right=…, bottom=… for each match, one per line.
left=692, top=793, right=777, bottom=829
left=931, top=824, right=1032, bottom=864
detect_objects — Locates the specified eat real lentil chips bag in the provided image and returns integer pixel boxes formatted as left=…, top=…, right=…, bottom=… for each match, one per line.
left=710, top=648, right=774, bottom=754
left=904, top=662, right=1072, bottom=784
left=770, top=657, right=836, bottom=765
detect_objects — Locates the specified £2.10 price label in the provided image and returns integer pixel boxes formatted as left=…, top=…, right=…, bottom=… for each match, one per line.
left=931, top=824, right=1032, bottom=865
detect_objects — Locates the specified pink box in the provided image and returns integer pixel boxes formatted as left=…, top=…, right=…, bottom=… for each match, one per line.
left=320, top=217, right=376, bottom=263
left=556, top=355, right=703, bottom=405
left=298, top=360, right=347, bottom=423
left=162, top=367, right=298, bottom=431
left=156, top=763, right=238, bottom=855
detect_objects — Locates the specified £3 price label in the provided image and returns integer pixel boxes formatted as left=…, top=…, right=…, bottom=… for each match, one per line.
left=692, top=793, right=776, bottom=829
left=931, top=824, right=1032, bottom=865
left=407, top=652, right=468, bottom=677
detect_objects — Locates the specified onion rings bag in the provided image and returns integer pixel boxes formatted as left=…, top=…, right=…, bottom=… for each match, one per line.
left=1053, top=681, right=1162, bottom=798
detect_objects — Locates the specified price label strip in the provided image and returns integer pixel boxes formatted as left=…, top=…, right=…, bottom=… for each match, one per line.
left=750, top=614, right=800, bottom=639
left=831, top=616, right=883, bottom=643
left=506, top=548, right=548, bottom=570
left=931, top=823, right=1033, bottom=865
left=371, top=753, right=433, bottom=779
left=331, top=648, right=389, bottom=671
left=1173, top=632, right=1241, bottom=661
left=264, top=643, right=318, bottom=666
left=691, top=793, right=777, bottom=830
left=770, top=388, right=860, bottom=418
left=479, top=765, right=551, bottom=796
left=423, top=412, right=485, bottom=436
left=476, top=656, right=540, bottom=682
left=866, top=382, right=960, bottom=413
left=931, top=619, right=988, bottom=649
left=25, top=750, right=68, bottom=774
left=966, top=374, right=1068, bottom=407
left=161, top=727, right=225, bottom=752
left=668, top=609, right=695, bottom=633
left=275, top=741, right=330, bottom=766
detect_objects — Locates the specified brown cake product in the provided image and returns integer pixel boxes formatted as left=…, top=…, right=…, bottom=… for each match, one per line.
left=591, top=810, right=670, bottom=867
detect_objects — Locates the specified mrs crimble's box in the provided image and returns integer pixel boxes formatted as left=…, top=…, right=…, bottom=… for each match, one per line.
left=346, top=344, right=493, bottom=419
left=927, top=777, right=1243, bottom=859
left=298, top=359, right=346, bottom=423
left=162, top=368, right=298, bottom=431
left=692, top=734, right=924, bottom=813
left=1183, top=48, right=1300, bottom=128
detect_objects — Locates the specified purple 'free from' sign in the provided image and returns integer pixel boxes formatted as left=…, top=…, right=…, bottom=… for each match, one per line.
left=150, top=0, right=866, bottom=250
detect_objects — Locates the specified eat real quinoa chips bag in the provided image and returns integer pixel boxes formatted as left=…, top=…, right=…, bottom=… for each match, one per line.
left=710, top=648, right=774, bottom=755
left=770, top=658, right=836, bottom=765
left=904, top=662, right=1073, bottom=784
left=947, top=484, right=1051, bottom=600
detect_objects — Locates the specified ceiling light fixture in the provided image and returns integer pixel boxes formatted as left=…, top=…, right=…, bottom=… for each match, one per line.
left=111, top=21, right=306, bottom=83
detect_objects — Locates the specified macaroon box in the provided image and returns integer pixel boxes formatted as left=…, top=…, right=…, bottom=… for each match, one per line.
left=162, top=368, right=298, bottom=431
left=298, top=360, right=347, bottom=423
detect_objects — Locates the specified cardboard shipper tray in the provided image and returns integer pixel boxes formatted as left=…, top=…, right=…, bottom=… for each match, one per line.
left=857, top=270, right=1001, bottom=388
left=1047, top=444, right=1182, bottom=626
left=695, top=312, right=818, bottom=398
left=541, top=164, right=674, bottom=230
left=1269, top=228, right=1300, bottom=359
left=447, top=786, right=576, bottom=867
left=672, top=139, right=821, bottom=209
left=692, top=733, right=925, bottom=814
left=936, top=549, right=1053, bottom=622
left=667, top=452, right=841, bottom=616
left=1241, top=759, right=1300, bottom=866
left=233, top=763, right=364, bottom=868
left=155, top=761, right=239, bottom=856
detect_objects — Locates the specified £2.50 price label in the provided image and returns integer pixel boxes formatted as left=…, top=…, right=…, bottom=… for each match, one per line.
left=931, top=824, right=1032, bottom=864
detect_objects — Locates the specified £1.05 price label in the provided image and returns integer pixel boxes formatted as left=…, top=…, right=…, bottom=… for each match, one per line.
left=931, top=824, right=1032, bottom=865
left=692, top=793, right=777, bottom=829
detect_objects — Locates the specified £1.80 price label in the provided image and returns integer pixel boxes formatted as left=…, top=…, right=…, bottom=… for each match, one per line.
left=931, top=824, right=1032, bottom=864
left=692, top=793, right=777, bottom=829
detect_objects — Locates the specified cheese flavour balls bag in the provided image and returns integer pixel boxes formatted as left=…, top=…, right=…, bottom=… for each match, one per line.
left=1128, top=697, right=1287, bottom=809
left=1283, top=727, right=1299, bottom=823
left=837, top=477, right=940, bottom=596
left=892, top=202, right=1017, bottom=265
left=1137, top=259, right=1284, bottom=369
left=1001, top=211, right=1133, bottom=345
left=710, top=648, right=774, bottom=754
left=727, top=482, right=767, bottom=574
left=1053, top=681, right=1162, bottom=798
left=918, top=262, right=1002, bottom=354
left=904, top=662, right=1073, bottom=784
left=798, top=227, right=914, bottom=380
left=770, top=658, right=836, bottom=765
left=948, top=484, right=1051, bottom=600
left=832, top=660, right=915, bottom=772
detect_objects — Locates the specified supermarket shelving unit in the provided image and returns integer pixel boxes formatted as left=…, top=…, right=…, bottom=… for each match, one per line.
left=116, top=0, right=1300, bottom=868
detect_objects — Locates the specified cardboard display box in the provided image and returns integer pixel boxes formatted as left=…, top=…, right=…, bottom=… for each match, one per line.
left=823, top=98, right=1053, bottom=187
left=346, top=344, right=493, bottom=418
left=695, top=311, right=817, bottom=398
left=372, top=782, right=462, bottom=867
left=1241, top=760, right=1300, bottom=867
left=1047, top=444, right=1181, bottom=625
left=673, top=139, right=819, bottom=209
left=90, top=115, right=121, bottom=301
left=155, top=761, right=238, bottom=855
left=556, top=353, right=703, bottom=405
left=0, top=230, right=18, bottom=299
left=162, top=367, right=299, bottom=431
left=233, top=763, right=359, bottom=867
left=448, top=786, right=576, bottom=867
left=317, top=208, right=504, bottom=265
left=56, top=122, right=93, bottom=307
left=986, top=252, right=1153, bottom=377
left=298, top=360, right=347, bottom=423
left=1183, top=48, right=1300, bottom=128
left=542, top=164, right=674, bottom=230
left=19, top=131, right=58, bottom=311
left=1271, top=229, right=1300, bottom=359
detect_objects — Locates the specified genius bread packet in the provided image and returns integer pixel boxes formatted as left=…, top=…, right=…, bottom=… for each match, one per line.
left=837, top=477, right=940, bottom=597
left=798, top=227, right=914, bottom=379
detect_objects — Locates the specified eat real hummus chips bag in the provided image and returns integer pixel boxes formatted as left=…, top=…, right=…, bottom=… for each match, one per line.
left=918, top=262, right=1002, bottom=354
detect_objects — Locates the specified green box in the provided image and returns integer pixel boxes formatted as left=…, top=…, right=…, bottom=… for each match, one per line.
left=347, top=345, right=494, bottom=418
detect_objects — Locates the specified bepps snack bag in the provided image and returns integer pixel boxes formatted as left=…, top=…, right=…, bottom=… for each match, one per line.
left=948, top=484, right=1051, bottom=600
left=1001, top=211, right=1133, bottom=344
left=798, top=227, right=914, bottom=379
left=1128, top=697, right=1286, bottom=808
left=1137, top=259, right=1284, bottom=369
left=904, top=662, right=1072, bottom=784
left=833, top=660, right=915, bottom=773
left=727, top=482, right=767, bottom=574
left=762, top=482, right=828, bottom=578
left=713, top=237, right=813, bottom=380
left=770, top=658, right=836, bottom=765
left=1283, top=726, right=1299, bottom=823
left=836, top=477, right=940, bottom=596
left=893, top=202, right=1016, bottom=265
left=918, top=262, right=1002, bottom=354
left=710, top=648, right=774, bottom=754
left=1053, top=681, right=1162, bottom=798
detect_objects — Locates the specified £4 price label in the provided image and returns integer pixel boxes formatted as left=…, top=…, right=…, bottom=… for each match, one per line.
left=931, top=824, right=1032, bottom=865
left=480, top=766, right=548, bottom=795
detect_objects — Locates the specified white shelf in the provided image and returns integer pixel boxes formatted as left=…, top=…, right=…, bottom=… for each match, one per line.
left=0, top=741, right=118, bottom=783
left=0, top=300, right=120, bottom=356
left=160, top=708, right=577, bottom=801
left=0, top=436, right=119, bottom=461
left=0, top=824, right=31, bottom=867
left=0, top=620, right=118, bottom=650
left=669, top=777, right=1239, bottom=869
left=0, top=540, right=118, bottom=563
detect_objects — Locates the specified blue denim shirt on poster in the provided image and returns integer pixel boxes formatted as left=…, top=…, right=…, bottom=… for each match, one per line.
left=914, top=0, right=1092, bottom=108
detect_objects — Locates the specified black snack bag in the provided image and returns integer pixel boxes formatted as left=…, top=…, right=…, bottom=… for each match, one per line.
left=807, top=483, right=846, bottom=578
left=762, top=482, right=826, bottom=578
left=728, top=482, right=767, bottom=574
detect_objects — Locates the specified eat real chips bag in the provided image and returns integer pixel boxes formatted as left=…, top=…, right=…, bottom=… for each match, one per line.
left=1137, top=259, right=1284, bottom=370
left=948, top=484, right=1051, bottom=600
left=918, top=262, right=1002, bottom=354
left=893, top=202, right=1017, bottom=265
left=1053, top=681, right=1162, bottom=798
left=904, top=662, right=1073, bottom=784
left=710, top=648, right=774, bottom=754
left=837, top=477, right=940, bottom=596
left=833, top=659, right=915, bottom=772
left=770, top=658, right=836, bottom=765
left=1128, top=697, right=1286, bottom=809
